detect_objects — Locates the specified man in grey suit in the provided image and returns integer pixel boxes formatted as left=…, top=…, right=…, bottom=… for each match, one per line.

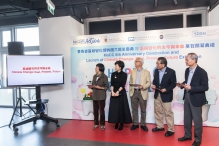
left=177, top=53, right=208, bottom=146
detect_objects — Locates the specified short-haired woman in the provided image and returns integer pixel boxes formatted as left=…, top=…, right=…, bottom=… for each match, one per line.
left=91, top=63, right=108, bottom=130
left=108, top=60, right=132, bottom=130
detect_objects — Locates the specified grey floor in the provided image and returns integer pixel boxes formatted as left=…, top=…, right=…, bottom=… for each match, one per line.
left=0, top=108, right=147, bottom=146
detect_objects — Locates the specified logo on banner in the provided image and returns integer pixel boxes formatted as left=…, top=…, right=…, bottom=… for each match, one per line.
left=73, top=38, right=100, bottom=45
left=104, top=36, right=108, bottom=43
left=207, top=29, right=219, bottom=36
left=128, top=37, right=135, bottom=41
left=164, top=33, right=188, bottom=39
left=159, top=35, right=164, bottom=39
left=192, top=30, right=207, bottom=37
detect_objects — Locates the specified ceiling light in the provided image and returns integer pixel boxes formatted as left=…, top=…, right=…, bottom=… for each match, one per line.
left=85, top=6, right=90, bottom=14
left=155, top=0, right=158, bottom=7
left=35, top=12, right=41, bottom=20
left=96, top=3, right=100, bottom=10
left=120, top=2, right=124, bottom=11
left=173, top=0, right=178, bottom=5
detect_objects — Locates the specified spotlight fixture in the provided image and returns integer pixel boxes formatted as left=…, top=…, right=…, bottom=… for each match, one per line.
left=35, top=12, right=41, bottom=20
left=95, top=3, right=100, bottom=10
left=155, top=0, right=158, bottom=7
left=120, top=1, right=124, bottom=11
left=70, top=7, right=75, bottom=16
left=173, top=0, right=178, bottom=5
left=85, top=6, right=90, bottom=15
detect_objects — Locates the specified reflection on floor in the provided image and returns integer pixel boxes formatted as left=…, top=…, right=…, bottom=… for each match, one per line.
left=1, top=108, right=219, bottom=146
left=49, top=120, right=219, bottom=146
left=0, top=108, right=143, bottom=146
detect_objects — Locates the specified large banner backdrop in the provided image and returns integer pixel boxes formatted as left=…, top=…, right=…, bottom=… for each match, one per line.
left=71, top=25, right=219, bottom=127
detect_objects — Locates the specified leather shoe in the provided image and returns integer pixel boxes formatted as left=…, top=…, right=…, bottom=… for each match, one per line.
left=152, top=127, right=165, bottom=132
left=118, top=123, right=124, bottom=131
left=178, top=136, right=192, bottom=141
left=164, top=131, right=174, bottom=137
left=115, top=123, right=118, bottom=129
left=130, top=125, right=139, bottom=130
left=141, top=125, right=148, bottom=131
left=192, top=141, right=201, bottom=146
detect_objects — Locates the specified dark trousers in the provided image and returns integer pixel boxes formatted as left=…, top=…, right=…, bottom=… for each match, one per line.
left=184, top=93, right=202, bottom=142
left=93, top=100, right=105, bottom=126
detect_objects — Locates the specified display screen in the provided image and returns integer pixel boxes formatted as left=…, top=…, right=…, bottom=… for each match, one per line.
left=6, top=55, right=64, bottom=87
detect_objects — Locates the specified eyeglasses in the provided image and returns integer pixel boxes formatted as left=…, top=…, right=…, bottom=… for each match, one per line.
left=135, top=61, right=140, bottom=62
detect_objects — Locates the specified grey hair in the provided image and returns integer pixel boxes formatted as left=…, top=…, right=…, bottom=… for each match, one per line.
left=136, top=57, right=144, bottom=64
left=188, top=53, right=198, bottom=63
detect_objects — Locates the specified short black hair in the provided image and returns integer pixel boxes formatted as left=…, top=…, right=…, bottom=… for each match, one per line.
left=115, top=60, right=125, bottom=70
left=158, top=57, right=167, bottom=67
left=96, top=63, right=105, bottom=72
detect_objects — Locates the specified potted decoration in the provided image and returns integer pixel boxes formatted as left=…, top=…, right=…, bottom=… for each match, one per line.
left=81, top=91, right=93, bottom=116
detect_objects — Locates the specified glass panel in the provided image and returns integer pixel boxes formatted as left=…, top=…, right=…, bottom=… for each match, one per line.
left=0, top=89, right=13, bottom=106
left=2, top=54, right=7, bottom=88
left=16, top=27, right=39, bottom=46
left=145, top=15, right=183, bottom=31
left=125, top=20, right=137, bottom=32
left=24, top=51, right=40, bottom=55
left=89, top=20, right=121, bottom=35
left=2, top=31, right=11, bottom=47
left=187, top=14, right=202, bottom=27
left=30, top=88, right=36, bottom=100
left=17, top=88, right=29, bottom=106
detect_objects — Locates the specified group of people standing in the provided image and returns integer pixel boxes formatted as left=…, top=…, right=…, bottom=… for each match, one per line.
left=89, top=53, right=208, bottom=146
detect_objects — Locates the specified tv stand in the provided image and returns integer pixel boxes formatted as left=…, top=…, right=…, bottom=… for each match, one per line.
left=12, top=86, right=61, bottom=132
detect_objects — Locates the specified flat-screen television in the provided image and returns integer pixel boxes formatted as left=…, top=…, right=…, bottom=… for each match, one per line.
left=6, top=55, right=64, bottom=87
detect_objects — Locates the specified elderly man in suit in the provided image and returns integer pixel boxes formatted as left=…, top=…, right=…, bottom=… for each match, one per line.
left=177, top=53, right=208, bottom=146
left=129, top=57, right=151, bottom=131
left=151, top=57, right=176, bottom=137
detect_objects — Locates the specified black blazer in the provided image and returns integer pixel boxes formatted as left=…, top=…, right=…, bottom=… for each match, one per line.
left=182, top=65, right=208, bottom=107
left=153, top=67, right=176, bottom=102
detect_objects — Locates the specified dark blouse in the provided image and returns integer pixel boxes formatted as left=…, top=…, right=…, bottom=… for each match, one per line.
left=110, top=71, right=127, bottom=92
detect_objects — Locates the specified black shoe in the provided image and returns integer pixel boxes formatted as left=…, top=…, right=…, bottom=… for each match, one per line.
left=118, top=123, right=124, bottom=131
left=164, top=131, right=174, bottom=137
left=152, top=127, right=165, bottom=132
left=115, top=123, right=118, bottom=129
left=192, top=141, right=201, bottom=146
left=178, top=136, right=192, bottom=141
left=130, top=125, right=139, bottom=130
left=141, top=125, right=148, bottom=132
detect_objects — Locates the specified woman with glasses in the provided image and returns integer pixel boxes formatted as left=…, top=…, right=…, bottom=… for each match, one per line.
left=90, top=63, right=108, bottom=130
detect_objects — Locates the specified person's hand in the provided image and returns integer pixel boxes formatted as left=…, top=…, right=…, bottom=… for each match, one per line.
left=95, top=85, right=101, bottom=89
left=88, top=85, right=94, bottom=89
left=111, top=92, right=116, bottom=96
left=115, top=91, right=119, bottom=96
left=151, top=85, right=156, bottom=90
left=176, top=82, right=184, bottom=88
left=184, top=84, right=191, bottom=90
left=160, top=88, right=166, bottom=93
left=138, top=85, right=143, bottom=89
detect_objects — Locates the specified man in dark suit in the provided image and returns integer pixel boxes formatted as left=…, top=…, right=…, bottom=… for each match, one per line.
left=151, top=57, right=176, bottom=137
left=177, top=53, right=208, bottom=146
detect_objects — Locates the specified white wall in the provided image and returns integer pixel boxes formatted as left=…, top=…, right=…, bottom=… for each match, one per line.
left=39, top=16, right=84, bottom=119
left=209, top=5, right=219, bottom=25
